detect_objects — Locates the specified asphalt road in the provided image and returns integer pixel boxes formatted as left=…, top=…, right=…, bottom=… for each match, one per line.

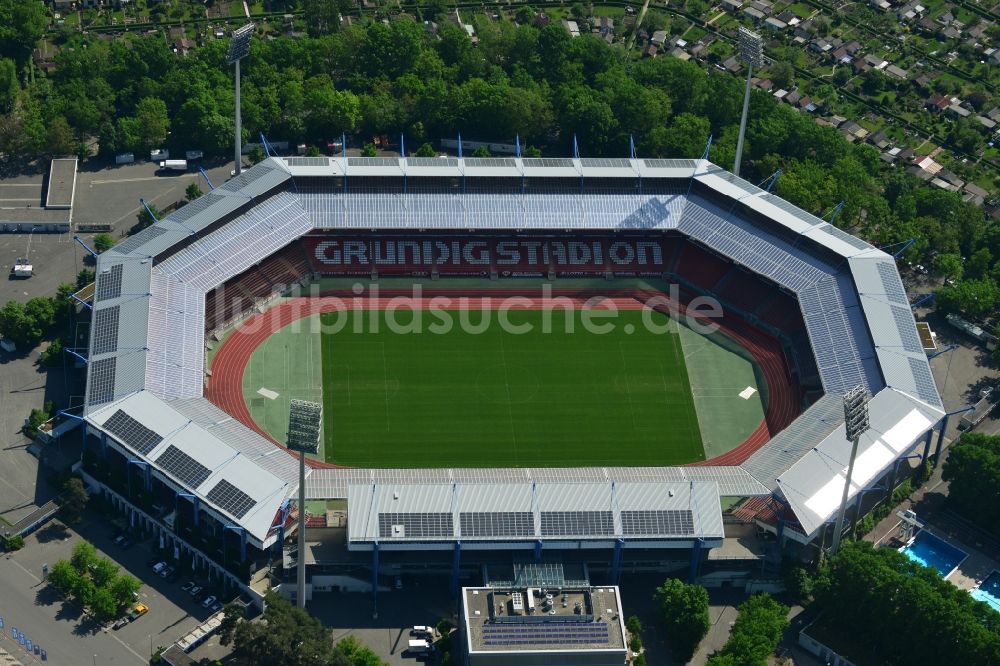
left=1, top=517, right=223, bottom=666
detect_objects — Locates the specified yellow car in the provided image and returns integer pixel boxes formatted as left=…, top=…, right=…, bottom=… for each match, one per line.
left=128, top=603, right=149, bottom=621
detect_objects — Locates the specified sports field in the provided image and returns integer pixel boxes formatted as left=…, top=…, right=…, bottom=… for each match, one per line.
left=237, top=296, right=767, bottom=468
left=317, top=308, right=702, bottom=467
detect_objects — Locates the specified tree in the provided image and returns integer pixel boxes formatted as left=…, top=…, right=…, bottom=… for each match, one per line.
left=361, top=142, right=377, bottom=157
left=415, top=142, right=436, bottom=157
left=93, top=233, right=116, bottom=254
left=133, top=97, right=169, bottom=151
left=0, top=300, right=41, bottom=349
left=248, top=145, right=267, bottom=165
left=76, top=269, right=95, bottom=289
left=936, top=277, right=999, bottom=318
left=135, top=203, right=160, bottom=231
left=71, top=541, right=97, bottom=575
left=23, top=400, right=52, bottom=439
left=994, top=324, right=1000, bottom=367
left=91, top=557, right=119, bottom=588
left=472, top=145, right=491, bottom=157
left=942, top=433, right=1000, bottom=539
left=185, top=183, right=203, bottom=202
left=769, top=61, right=795, bottom=90
left=91, top=586, right=118, bottom=621
left=336, top=635, right=386, bottom=665
left=60, top=477, right=90, bottom=524
left=47, top=116, right=76, bottom=156
left=109, top=574, right=141, bottom=608
left=4, top=534, right=24, bottom=551
left=47, top=560, right=80, bottom=595
left=0, top=58, right=17, bottom=114
left=653, top=578, right=710, bottom=662
left=72, top=576, right=97, bottom=608
left=0, top=0, right=48, bottom=63
left=934, top=253, right=963, bottom=280
left=813, top=541, right=1000, bottom=664
left=707, top=594, right=789, bottom=666
left=38, top=338, right=63, bottom=367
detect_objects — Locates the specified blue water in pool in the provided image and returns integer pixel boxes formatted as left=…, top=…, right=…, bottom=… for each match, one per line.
left=971, top=572, right=1000, bottom=614
left=900, top=530, right=967, bottom=576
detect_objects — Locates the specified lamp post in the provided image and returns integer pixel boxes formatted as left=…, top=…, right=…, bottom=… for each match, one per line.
left=831, top=385, right=870, bottom=555
left=226, top=23, right=255, bottom=177
left=733, top=27, right=764, bottom=177
left=286, top=399, right=322, bottom=609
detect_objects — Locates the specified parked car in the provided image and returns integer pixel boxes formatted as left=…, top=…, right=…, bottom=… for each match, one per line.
left=189, top=586, right=203, bottom=597
left=201, top=595, right=217, bottom=608
left=113, top=535, right=127, bottom=546
left=181, top=582, right=195, bottom=593
left=152, top=562, right=167, bottom=574
left=158, top=566, right=174, bottom=579
left=210, top=602, right=223, bottom=613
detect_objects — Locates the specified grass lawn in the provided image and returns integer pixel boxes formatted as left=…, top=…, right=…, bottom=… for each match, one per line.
left=318, top=308, right=704, bottom=468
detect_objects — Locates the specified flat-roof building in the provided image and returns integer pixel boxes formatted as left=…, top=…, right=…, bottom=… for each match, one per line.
left=461, top=585, right=627, bottom=665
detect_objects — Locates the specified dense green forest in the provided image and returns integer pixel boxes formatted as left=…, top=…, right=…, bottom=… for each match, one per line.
left=0, top=6, right=998, bottom=318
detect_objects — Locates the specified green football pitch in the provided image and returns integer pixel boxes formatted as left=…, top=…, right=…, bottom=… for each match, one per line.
left=239, top=299, right=767, bottom=468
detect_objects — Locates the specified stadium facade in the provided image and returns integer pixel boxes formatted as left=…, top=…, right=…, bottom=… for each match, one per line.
left=78, top=156, right=943, bottom=603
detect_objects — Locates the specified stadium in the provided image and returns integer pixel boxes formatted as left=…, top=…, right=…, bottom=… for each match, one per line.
left=79, top=155, right=944, bottom=605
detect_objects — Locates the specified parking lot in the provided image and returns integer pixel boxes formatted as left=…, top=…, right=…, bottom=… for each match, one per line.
left=0, top=513, right=236, bottom=665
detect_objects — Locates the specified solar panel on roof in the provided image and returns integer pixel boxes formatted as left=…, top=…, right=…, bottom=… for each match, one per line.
left=819, top=224, right=872, bottom=251
left=522, top=158, right=575, bottom=168
left=95, top=264, right=123, bottom=301
left=155, top=444, right=212, bottom=489
left=890, top=306, right=924, bottom=353
left=103, top=409, right=163, bottom=455
left=114, top=226, right=167, bottom=255
left=539, top=511, right=613, bottom=536
left=877, top=262, right=908, bottom=303
left=906, top=357, right=939, bottom=403
left=166, top=194, right=217, bottom=223
left=219, top=165, right=272, bottom=192
left=378, top=512, right=453, bottom=538
left=87, top=356, right=117, bottom=405
left=581, top=158, right=632, bottom=169
left=91, top=306, right=121, bottom=356
left=205, top=478, right=258, bottom=518
left=347, top=157, right=399, bottom=167
left=460, top=512, right=534, bottom=538
left=464, top=158, right=516, bottom=168
left=285, top=157, right=329, bottom=167
left=407, top=157, right=459, bottom=167
left=643, top=159, right=696, bottom=169
left=620, top=509, right=694, bottom=536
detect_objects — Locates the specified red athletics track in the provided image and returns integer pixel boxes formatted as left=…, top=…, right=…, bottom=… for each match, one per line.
left=204, top=289, right=800, bottom=469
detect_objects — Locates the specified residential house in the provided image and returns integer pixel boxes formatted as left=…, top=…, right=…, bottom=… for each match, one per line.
left=938, top=170, right=965, bottom=189
left=852, top=57, right=871, bottom=74
left=865, top=54, right=887, bottom=69
left=651, top=30, right=668, bottom=47
left=744, top=6, right=766, bottom=21
left=831, top=46, right=850, bottom=63
left=764, top=17, right=787, bottom=30
left=925, top=95, right=951, bottom=112
left=942, top=26, right=961, bottom=39
left=868, top=131, right=891, bottom=150
left=776, top=10, right=798, bottom=24
left=533, top=12, right=551, bottom=27
left=798, top=96, right=816, bottom=112
left=598, top=16, right=614, bottom=36
left=840, top=121, right=868, bottom=140
left=784, top=89, right=802, bottom=106
left=871, top=0, right=891, bottom=9
left=906, top=165, right=934, bottom=181
left=936, top=9, right=955, bottom=25
left=755, top=78, right=774, bottom=92
left=174, top=38, right=194, bottom=57
left=947, top=103, right=971, bottom=118
left=896, top=147, right=916, bottom=163
left=424, top=21, right=439, bottom=35
left=844, top=41, right=862, bottom=56
left=773, top=88, right=789, bottom=102
left=829, top=115, right=848, bottom=127
left=896, top=1, right=925, bottom=22
left=914, top=155, right=941, bottom=174
left=722, top=0, right=744, bottom=11
left=962, top=183, right=990, bottom=206
left=671, top=47, right=691, bottom=61
left=643, top=43, right=658, bottom=59
left=976, top=116, right=997, bottom=130
left=885, top=64, right=908, bottom=79
left=987, top=107, right=1000, bottom=123
left=722, top=56, right=742, bottom=73
left=913, top=73, right=934, bottom=90
left=750, top=0, right=773, bottom=14
left=917, top=16, right=938, bottom=33
left=810, top=38, right=832, bottom=54
left=52, top=0, right=73, bottom=10
left=562, top=20, right=580, bottom=38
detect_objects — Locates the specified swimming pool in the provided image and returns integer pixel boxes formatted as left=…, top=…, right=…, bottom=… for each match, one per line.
left=971, top=571, right=1000, bottom=614
left=899, top=530, right=968, bottom=578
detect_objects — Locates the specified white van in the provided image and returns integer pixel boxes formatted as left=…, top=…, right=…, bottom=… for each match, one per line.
left=407, top=639, right=432, bottom=654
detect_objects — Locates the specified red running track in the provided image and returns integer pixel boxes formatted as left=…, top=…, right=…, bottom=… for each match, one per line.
left=204, top=289, right=801, bottom=469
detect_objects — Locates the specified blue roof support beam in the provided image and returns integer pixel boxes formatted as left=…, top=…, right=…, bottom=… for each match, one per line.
left=610, top=538, right=624, bottom=585
left=688, top=538, right=704, bottom=582
left=139, top=198, right=159, bottom=224
left=826, top=201, right=845, bottom=226
left=629, top=135, right=636, bottom=160
left=73, top=236, right=98, bottom=260
left=911, top=292, right=935, bottom=309
left=198, top=167, right=215, bottom=191
left=70, top=293, right=93, bottom=310
left=372, top=541, right=380, bottom=619
left=700, top=134, right=713, bottom=161
left=64, top=347, right=87, bottom=365
left=758, top=169, right=781, bottom=193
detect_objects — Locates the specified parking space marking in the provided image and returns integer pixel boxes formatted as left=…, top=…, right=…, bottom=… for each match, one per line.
left=91, top=176, right=194, bottom=185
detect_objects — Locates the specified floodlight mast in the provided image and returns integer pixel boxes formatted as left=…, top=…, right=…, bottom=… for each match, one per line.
left=830, top=385, right=870, bottom=555
left=226, top=23, right=255, bottom=177
left=733, top=28, right=764, bottom=178
left=286, top=399, right=322, bottom=609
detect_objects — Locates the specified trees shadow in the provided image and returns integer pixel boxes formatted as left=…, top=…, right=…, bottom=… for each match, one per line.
left=35, top=521, right=70, bottom=544
left=34, top=585, right=62, bottom=607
